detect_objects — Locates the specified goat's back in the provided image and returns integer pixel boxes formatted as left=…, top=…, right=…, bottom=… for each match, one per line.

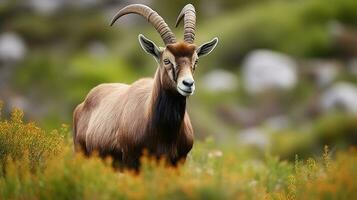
left=73, top=79, right=153, bottom=153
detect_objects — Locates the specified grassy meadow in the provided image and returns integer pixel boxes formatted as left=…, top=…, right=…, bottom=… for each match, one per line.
left=1, top=0, right=357, bottom=199
left=0, top=105, right=356, bottom=200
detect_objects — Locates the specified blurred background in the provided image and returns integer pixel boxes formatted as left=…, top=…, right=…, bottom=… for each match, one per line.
left=1, top=0, right=357, bottom=160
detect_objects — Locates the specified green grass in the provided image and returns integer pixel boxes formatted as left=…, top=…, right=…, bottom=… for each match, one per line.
left=0, top=104, right=357, bottom=199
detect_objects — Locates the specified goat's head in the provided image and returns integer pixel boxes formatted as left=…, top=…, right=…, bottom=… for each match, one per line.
left=110, top=4, right=218, bottom=96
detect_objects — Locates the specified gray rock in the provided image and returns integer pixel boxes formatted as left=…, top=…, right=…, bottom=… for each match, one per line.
left=7, top=95, right=29, bottom=112
left=321, top=82, right=357, bottom=113
left=69, top=0, right=100, bottom=8
left=306, top=59, right=340, bottom=87
left=348, top=59, right=357, bottom=75
left=315, top=62, right=339, bottom=87
left=28, top=0, right=65, bottom=15
left=201, top=69, right=238, bottom=92
left=0, top=32, right=26, bottom=63
left=238, top=127, right=269, bottom=150
left=242, top=49, right=297, bottom=94
left=88, top=41, right=108, bottom=58
left=264, top=115, right=289, bottom=131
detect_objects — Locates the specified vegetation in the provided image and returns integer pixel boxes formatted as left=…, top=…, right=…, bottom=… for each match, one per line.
left=1, top=0, right=357, bottom=199
left=0, top=107, right=356, bottom=200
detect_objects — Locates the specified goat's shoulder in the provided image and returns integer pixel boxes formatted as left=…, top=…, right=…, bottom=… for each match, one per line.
left=129, top=78, right=154, bottom=90
left=87, top=83, right=129, bottom=98
left=83, top=83, right=129, bottom=109
left=125, top=78, right=154, bottom=99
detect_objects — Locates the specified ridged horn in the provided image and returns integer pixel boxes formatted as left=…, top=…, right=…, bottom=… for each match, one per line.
left=110, top=4, right=176, bottom=45
left=175, top=4, right=196, bottom=44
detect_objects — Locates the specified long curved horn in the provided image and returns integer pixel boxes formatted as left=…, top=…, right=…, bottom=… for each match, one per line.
left=175, top=4, right=196, bottom=44
left=110, top=4, right=176, bottom=45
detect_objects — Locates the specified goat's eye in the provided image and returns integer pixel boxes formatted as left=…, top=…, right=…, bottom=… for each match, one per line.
left=193, top=60, right=198, bottom=69
left=163, top=59, right=171, bottom=65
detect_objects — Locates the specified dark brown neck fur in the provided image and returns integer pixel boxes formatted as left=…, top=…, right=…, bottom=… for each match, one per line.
left=148, top=67, right=186, bottom=141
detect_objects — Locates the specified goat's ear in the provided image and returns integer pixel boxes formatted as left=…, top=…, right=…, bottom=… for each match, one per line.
left=197, top=37, right=218, bottom=57
left=138, top=34, right=161, bottom=61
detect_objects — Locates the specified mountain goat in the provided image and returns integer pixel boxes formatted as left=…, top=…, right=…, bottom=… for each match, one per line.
left=73, top=4, right=218, bottom=169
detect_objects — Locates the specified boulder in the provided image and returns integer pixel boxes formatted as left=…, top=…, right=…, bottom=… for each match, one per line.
left=201, top=69, right=238, bottom=92
left=242, top=49, right=297, bottom=94
left=0, top=32, right=26, bottom=63
left=348, top=59, right=357, bottom=75
left=313, top=61, right=339, bottom=87
left=321, top=82, right=357, bottom=113
left=238, top=127, right=269, bottom=150
left=28, top=0, right=65, bottom=15
left=264, top=115, right=289, bottom=131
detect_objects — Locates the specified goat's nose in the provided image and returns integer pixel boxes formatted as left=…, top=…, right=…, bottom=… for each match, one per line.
left=182, top=79, right=194, bottom=87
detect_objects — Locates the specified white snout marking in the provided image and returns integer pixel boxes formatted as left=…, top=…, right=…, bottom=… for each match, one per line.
left=177, top=73, right=195, bottom=97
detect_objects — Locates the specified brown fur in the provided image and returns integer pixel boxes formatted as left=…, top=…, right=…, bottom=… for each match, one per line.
left=167, top=42, right=196, bottom=57
left=73, top=58, right=194, bottom=169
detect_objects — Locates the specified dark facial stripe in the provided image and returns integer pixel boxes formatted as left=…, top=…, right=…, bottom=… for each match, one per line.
left=172, top=67, right=176, bottom=82
left=172, top=66, right=180, bottom=82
